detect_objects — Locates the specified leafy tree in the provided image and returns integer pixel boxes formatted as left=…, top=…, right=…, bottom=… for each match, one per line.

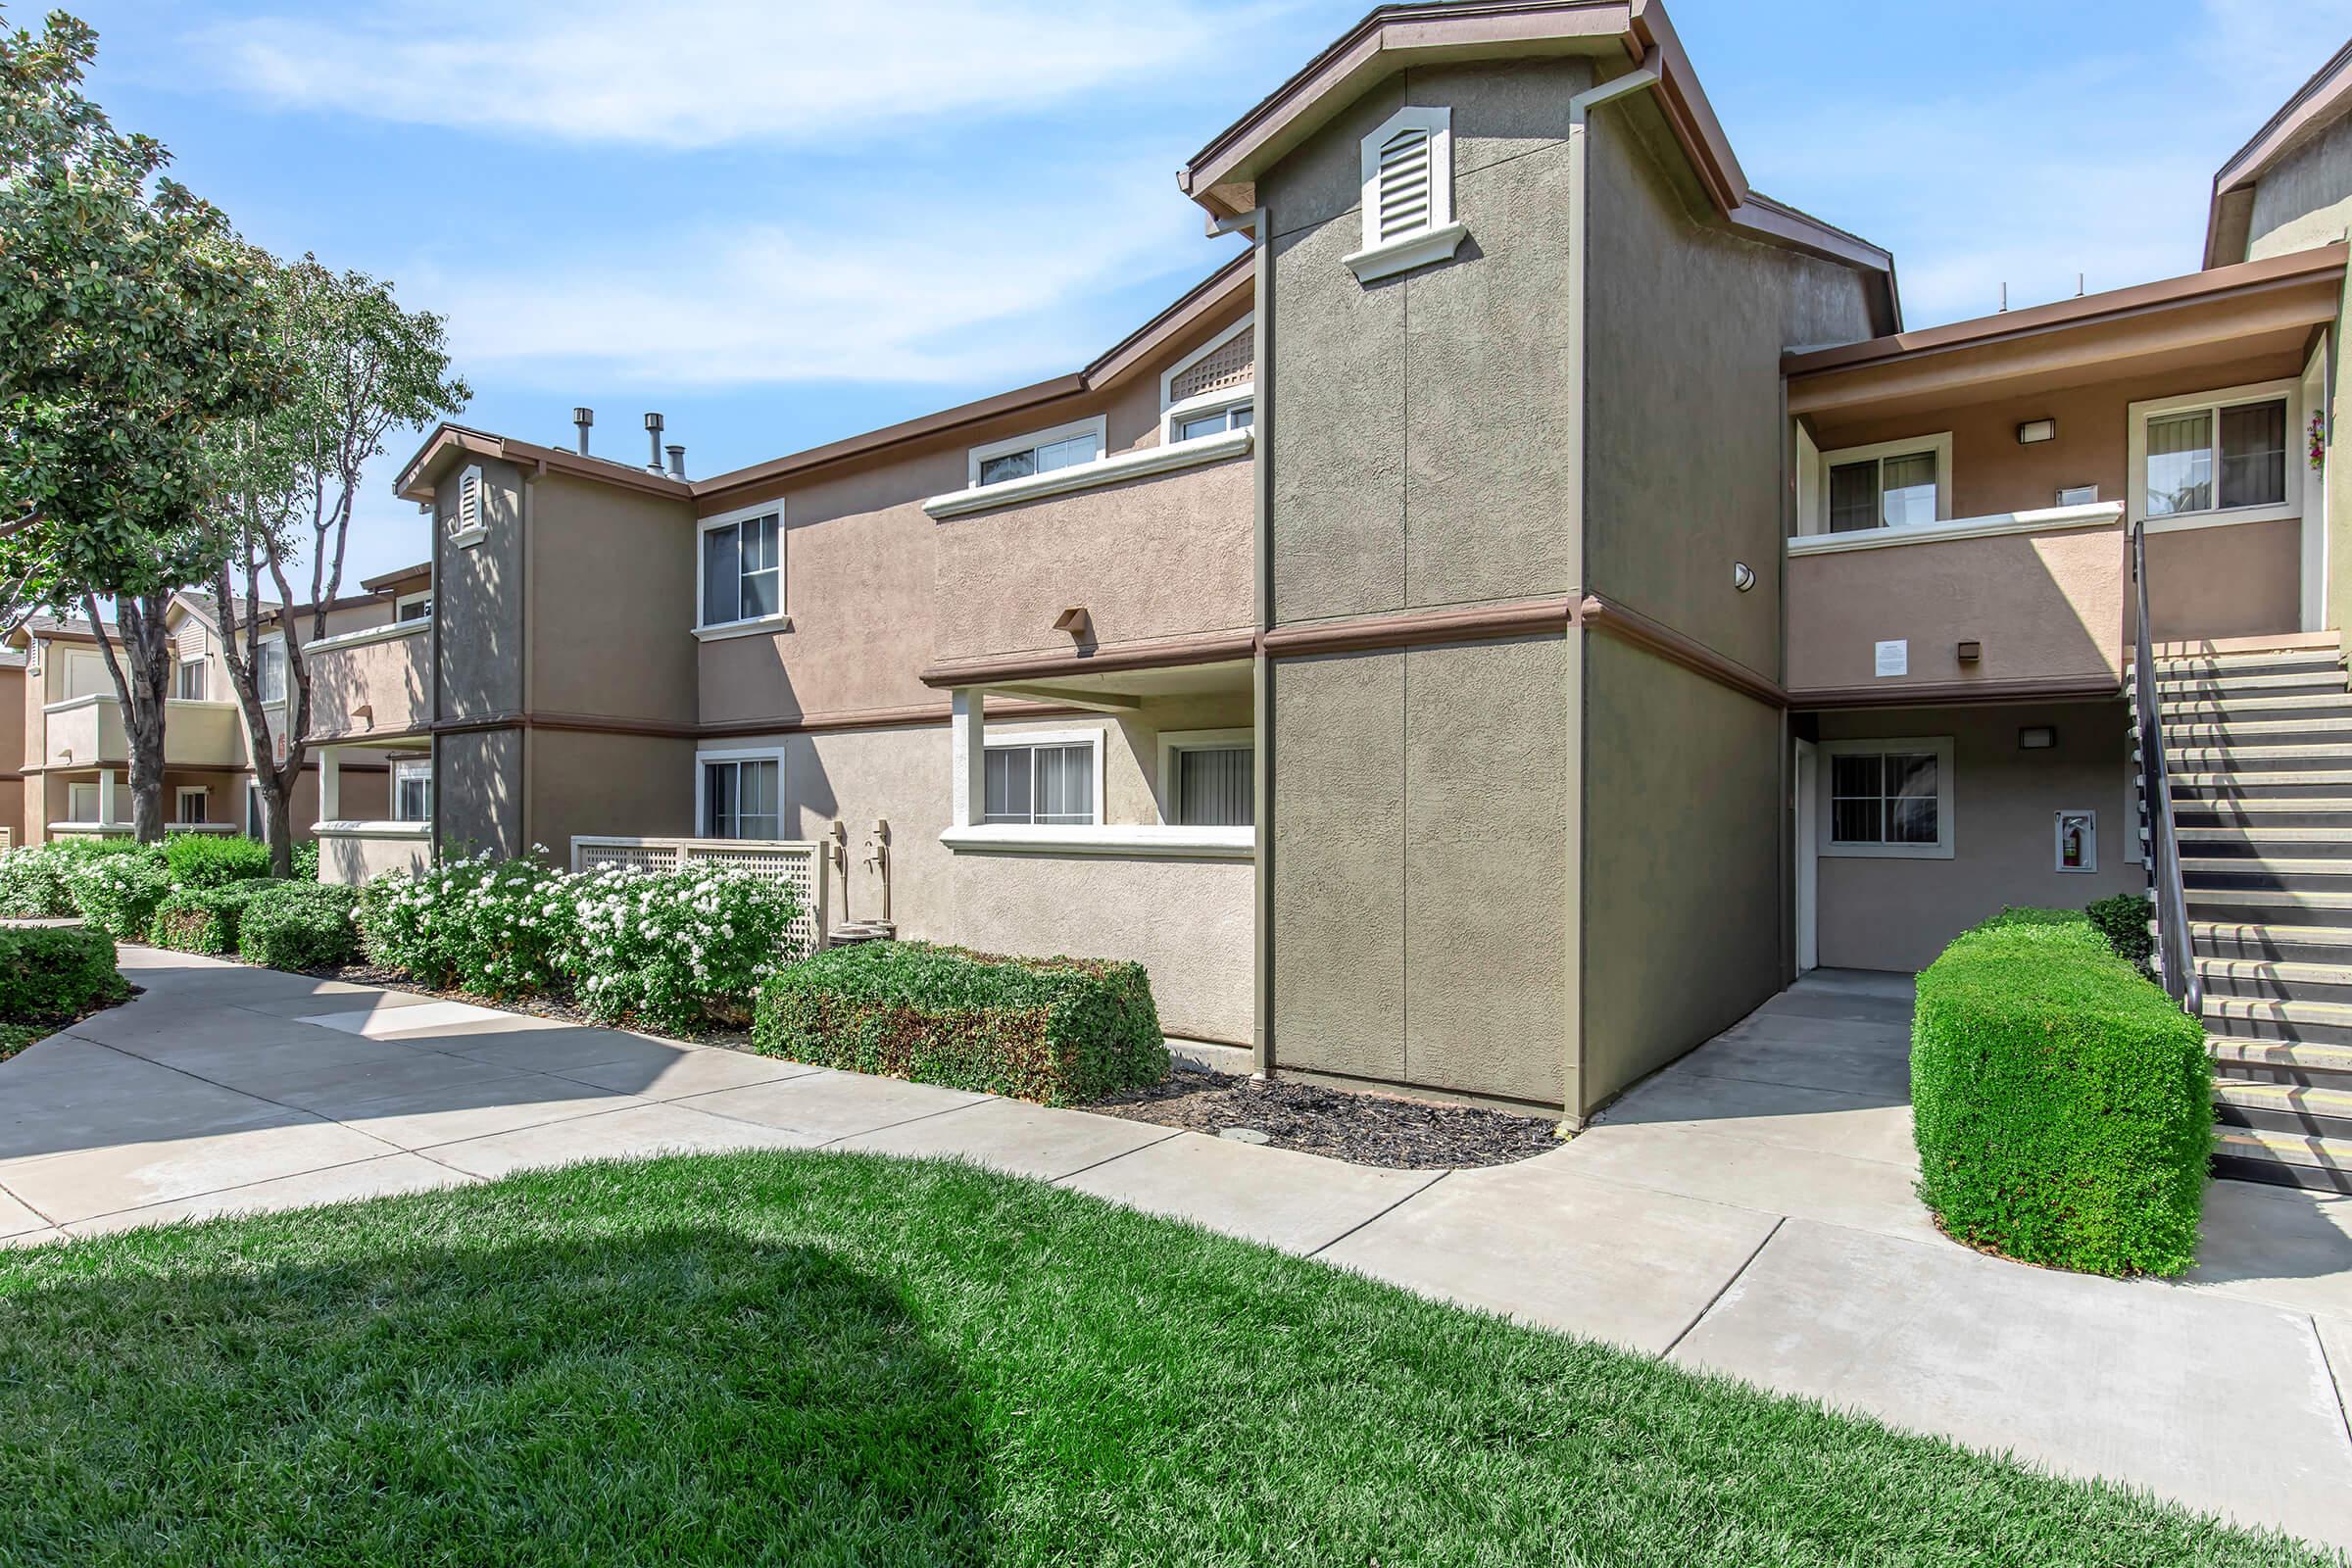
left=0, top=11, right=278, bottom=840
left=212, top=255, right=468, bottom=876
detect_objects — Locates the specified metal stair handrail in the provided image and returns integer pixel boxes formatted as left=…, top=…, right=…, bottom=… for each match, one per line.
left=2131, top=514, right=2202, bottom=1017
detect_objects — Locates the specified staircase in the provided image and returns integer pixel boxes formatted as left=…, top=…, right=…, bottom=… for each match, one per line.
left=2135, top=631, right=2352, bottom=1193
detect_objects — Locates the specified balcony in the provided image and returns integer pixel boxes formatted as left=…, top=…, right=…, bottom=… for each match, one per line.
left=926, top=431, right=1253, bottom=668
left=1787, top=503, right=2127, bottom=704
left=305, top=619, right=429, bottom=742
left=41, top=695, right=245, bottom=770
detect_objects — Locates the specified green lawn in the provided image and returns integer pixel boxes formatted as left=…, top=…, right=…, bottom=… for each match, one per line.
left=0, top=1152, right=2326, bottom=1567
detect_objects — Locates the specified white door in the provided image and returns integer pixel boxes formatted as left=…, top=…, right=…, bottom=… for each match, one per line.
left=1794, top=738, right=1820, bottom=973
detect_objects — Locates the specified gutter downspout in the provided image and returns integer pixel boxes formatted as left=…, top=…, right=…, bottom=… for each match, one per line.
left=1212, top=204, right=1274, bottom=1079
left=1561, top=67, right=1659, bottom=1127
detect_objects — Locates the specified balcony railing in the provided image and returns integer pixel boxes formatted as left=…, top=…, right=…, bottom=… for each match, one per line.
left=40, top=694, right=245, bottom=770
left=304, top=618, right=429, bottom=741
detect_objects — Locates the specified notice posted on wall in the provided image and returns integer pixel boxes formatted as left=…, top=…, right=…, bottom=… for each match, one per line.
left=1874, top=639, right=1908, bottom=678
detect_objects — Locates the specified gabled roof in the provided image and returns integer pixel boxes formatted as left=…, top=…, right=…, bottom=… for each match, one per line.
left=2205, top=37, right=2352, bottom=269
left=1177, top=0, right=1897, bottom=318
left=361, top=562, right=431, bottom=593
left=395, top=422, right=695, bottom=506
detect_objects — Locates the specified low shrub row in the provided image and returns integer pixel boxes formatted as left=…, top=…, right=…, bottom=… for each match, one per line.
left=754, top=941, right=1167, bottom=1105
left=0, top=834, right=305, bottom=929
left=238, top=883, right=361, bottom=970
left=0, top=838, right=145, bottom=919
left=0, top=924, right=127, bottom=1032
left=150, top=880, right=289, bottom=956
left=355, top=855, right=806, bottom=1035
left=1912, top=907, right=2211, bottom=1278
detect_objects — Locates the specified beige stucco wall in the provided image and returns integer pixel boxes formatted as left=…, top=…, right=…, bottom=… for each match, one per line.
left=527, top=728, right=695, bottom=864
left=1787, top=523, right=2125, bottom=693
left=1809, top=701, right=2136, bottom=972
left=930, top=457, right=1254, bottom=663
left=2143, top=516, right=2305, bottom=642
left=320, top=830, right=430, bottom=886
left=307, top=624, right=429, bottom=741
left=1582, top=634, right=1785, bottom=1115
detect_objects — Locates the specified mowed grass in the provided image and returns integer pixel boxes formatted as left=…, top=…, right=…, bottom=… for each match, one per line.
left=0, top=1152, right=2328, bottom=1567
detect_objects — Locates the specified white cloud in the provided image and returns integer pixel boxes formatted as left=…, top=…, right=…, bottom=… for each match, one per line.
left=196, top=0, right=1235, bottom=147
left=417, top=164, right=1236, bottom=387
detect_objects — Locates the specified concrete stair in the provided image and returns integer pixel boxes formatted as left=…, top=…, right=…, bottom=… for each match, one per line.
left=2145, top=636, right=2352, bottom=1191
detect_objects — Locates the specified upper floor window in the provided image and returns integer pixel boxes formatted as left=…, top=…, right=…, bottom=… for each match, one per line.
left=257, top=638, right=287, bottom=705
left=2141, top=391, right=2289, bottom=519
left=969, top=417, right=1105, bottom=489
left=1176, top=403, right=1253, bottom=442
left=173, top=657, right=207, bottom=702
left=1160, top=315, right=1256, bottom=446
left=983, top=733, right=1099, bottom=826
left=1160, top=731, right=1253, bottom=828
left=395, top=591, right=432, bottom=623
left=700, top=510, right=782, bottom=629
left=1347, top=106, right=1467, bottom=282
left=1806, top=433, right=1952, bottom=535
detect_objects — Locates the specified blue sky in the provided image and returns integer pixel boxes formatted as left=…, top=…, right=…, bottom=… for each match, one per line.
left=65, top=0, right=2352, bottom=584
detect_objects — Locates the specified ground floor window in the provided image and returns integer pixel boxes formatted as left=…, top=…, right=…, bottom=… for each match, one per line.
left=702, top=756, right=781, bottom=840
left=68, top=782, right=99, bottom=824
left=174, top=786, right=208, bottom=825
left=394, top=759, right=432, bottom=823
left=1821, top=737, right=1954, bottom=859
left=245, top=782, right=264, bottom=838
left=984, top=736, right=1097, bottom=826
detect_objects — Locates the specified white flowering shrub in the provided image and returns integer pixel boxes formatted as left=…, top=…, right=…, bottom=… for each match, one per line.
left=568, top=865, right=804, bottom=1034
left=60, top=848, right=173, bottom=940
left=355, top=850, right=577, bottom=999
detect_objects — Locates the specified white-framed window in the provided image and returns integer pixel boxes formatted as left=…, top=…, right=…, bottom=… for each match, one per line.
left=983, top=729, right=1102, bottom=827
left=1158, top=729, right=1253, bottom=828
left=1809, top=433, right=1953, bottom=534
left=393, top=759, right=432, bottom=823
left=2129, top=379, right=2301, bottom=530
left=699, top=751, right=782, bottom=840
left=256, top=637, right=287, bottom=704
left=244, top=781, right=264, bottom=838
left=1346, top=105, right=1466, bottom=282
left=968, top=416, right=1105, bottom=489
left=174, top=786, right=208, bottom=825
left=68, top=782, right=99, bottom=824
left=395, top=590, right=433, bottom=622
left=1159, top=314, right=1256, bottom=445
left=173, top=657, right=207, bottom=702
left=698, top=506, right=784, bottom=630
left=1820, top=737, right=1954, bottom=860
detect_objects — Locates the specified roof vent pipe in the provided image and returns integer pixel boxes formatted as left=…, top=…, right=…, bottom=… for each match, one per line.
left=573, top=407, right=593, bottom=455
left=644, top=412, right=665, bottom=472
left=665, top=444, right=686, bottom=479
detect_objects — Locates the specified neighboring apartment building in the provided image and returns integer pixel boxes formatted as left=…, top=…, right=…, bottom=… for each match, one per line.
left=9, top=567, right=426, bottom=847
left=315, top=4, right=2352, bottom=1186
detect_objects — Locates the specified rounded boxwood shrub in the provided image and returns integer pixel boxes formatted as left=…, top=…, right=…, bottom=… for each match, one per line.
left=237, top=882, right=361, bottom=970
left=293, top=841, right=320, bottom=883
left=1912, top=908, right=2211, bottom=1277
left=60, top=847, right=172, bottom=941
left=755, top=941, right=1167, bottom=1105
left=0, top=924, right=126, bottom=1021
left=164, top=834, right=273, bottom=890
left=150, top=880, right=288, bottom=956
left=2085, top=891, right=2154, bottom=974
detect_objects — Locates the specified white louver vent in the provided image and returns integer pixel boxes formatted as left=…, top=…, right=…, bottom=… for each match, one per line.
left=459, top=466, right=481, bottom=530
left=1348, top=106, right=1464, bottom=284
left=1375, top=126, right=1434, bottom=242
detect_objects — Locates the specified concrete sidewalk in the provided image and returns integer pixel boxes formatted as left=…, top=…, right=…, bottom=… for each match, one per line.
left=3, top=950, right=2351, bottom=1548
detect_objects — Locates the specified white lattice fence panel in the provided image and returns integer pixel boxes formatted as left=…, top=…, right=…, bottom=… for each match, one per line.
left=682, top=841, right=821, bottom=957
left=572, top=840, right=682, bottom=876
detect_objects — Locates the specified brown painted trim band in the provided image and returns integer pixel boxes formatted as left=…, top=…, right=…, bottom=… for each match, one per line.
left=920, top=631, right=1256, bottom=689
left=1576, top=593, right=1788, bottom=708
left=1788, top=674, right=2122, bottom=710
left=1260, top=597, right=1575, bottom=659
left=413, top=699, right=1081, bottom=745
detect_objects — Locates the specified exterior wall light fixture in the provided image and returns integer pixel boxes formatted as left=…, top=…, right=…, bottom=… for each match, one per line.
left=1732, top=562, right=1755, bottom=592
left=2019, top=725, right=2056, bottom=750
left=2017, top=418, right=2056, bottom=444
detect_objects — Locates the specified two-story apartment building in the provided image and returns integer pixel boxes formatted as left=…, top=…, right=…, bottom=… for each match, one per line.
left=10, top=570, right=424, bottom=847
left=316, top=3, right=2352, bottom=1190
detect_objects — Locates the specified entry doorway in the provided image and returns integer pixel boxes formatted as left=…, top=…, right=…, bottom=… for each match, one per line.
left=1793, top=738, right=1819, bottom=973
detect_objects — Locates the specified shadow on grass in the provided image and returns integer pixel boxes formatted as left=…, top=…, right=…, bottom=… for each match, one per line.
left=0, top=1223, right=989, bottom=1565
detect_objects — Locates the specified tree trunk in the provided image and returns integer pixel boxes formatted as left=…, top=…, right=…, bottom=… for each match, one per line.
left=85, top=590, right=174, bottom=846
left=259, top=776, right=295, bottom=878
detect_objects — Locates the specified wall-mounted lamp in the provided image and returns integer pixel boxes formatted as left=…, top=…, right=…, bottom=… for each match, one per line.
left=1732, top=562, right=1756, bottom=592
left=2017, top=417, right=2056, bottom=445
left=1956, top=640, right=1982, bottom=664
left=2019, top=725, right=2056, bottom=750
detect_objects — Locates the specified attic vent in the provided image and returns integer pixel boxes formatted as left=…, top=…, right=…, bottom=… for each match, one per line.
left=459, top=467, right=480, bottom=530
left=1168, top=331, right=1252, bottom=404
left=1347, top=106, right=1464, bottom=283
left=177, top=625, right=206, bottom=661
left=1376, top=126, right=1433, bottom=241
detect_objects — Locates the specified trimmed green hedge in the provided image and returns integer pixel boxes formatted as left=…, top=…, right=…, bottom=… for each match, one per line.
left=1912, top=908, right=2211, bottom=1277
left=0, top=924, right=126, bottom=1022
left=2086, top=892, right=2154, bottom=973
left=754, top=942, right=1168, bottom=1105
left=150, top=880, right=289, bottom=956
left=237, top=883, right=361, bottom=970
left=165, top=834, right=274, bottom=890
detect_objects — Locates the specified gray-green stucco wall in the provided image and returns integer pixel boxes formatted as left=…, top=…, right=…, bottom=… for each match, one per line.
left=1573, top=94, right=1879, bottom=1114
left=433, top=458, right=526, bottom=859
left=1260, top=59, right=1589, bottom=1108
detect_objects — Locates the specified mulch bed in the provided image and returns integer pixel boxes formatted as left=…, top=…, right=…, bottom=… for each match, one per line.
left=0, top=984, right=141, bottom=1063
left=299, top=964, right=757, bottom=1052
left=1090, top=1069, right=1563, bottom=1170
